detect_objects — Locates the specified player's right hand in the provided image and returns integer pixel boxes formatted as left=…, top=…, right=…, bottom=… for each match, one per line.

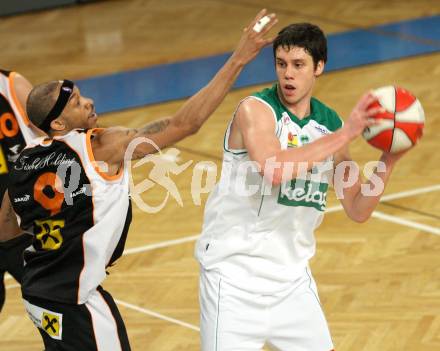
left=342, top=92, right=384, bottom=141
left=231, top=9, right=278, bottom=66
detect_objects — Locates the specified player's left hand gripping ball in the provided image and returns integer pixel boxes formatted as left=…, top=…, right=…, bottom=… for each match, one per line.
left=363, top=86, right=425, bottom=153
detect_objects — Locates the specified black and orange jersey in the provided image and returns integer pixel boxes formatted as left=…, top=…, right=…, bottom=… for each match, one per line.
left=0, top=69, right=37, bottom=197
left=8, top=129, right=131, bottom=304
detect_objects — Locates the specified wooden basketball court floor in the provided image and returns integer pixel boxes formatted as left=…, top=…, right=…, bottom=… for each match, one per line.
left=1, top=0, right=440, bottom=350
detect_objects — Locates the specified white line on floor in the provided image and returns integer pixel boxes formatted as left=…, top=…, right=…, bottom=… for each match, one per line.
left=121, top=183, right=440, bottom=255
left=115, top=298, right=200, bottom=331
left=372, top=211, right=440, bottom=236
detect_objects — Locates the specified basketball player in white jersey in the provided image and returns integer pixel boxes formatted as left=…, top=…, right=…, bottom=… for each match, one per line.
left=0, top=70, right=42, bottom=314
left=2, top=10, right=278, bottom=350
left=196, top=23, right=408, bottom=350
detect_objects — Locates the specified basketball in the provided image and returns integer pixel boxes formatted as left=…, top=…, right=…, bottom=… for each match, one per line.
left=362, top=86, right=425, bottom=153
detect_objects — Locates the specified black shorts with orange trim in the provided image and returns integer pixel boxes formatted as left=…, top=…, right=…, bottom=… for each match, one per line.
left=23, top=286, right=131, bottom=351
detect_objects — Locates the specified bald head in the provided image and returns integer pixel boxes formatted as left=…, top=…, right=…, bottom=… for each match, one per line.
left=26, top=81, right=61, bottom=131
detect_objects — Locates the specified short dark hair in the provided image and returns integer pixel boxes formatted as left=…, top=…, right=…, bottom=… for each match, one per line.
left=26, top=81, right=61, bottom=129
left=273, top=23, right=327, bottom=67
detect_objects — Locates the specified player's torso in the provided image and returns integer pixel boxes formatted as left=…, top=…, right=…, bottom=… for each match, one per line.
left=8, top=129, right=132, bottom=304
left=196, top=85, right=342, bottom=293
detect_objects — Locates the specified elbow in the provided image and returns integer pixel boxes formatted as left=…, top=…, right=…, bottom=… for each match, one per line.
left=182, top=121, right=201, bottom=136
left=190, top=122, right=202, bottom=135
left=350, top=212, right=371, bottom=223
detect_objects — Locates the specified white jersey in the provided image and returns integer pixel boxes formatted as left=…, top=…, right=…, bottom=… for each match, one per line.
left=196, top=84, right=343, bottom=294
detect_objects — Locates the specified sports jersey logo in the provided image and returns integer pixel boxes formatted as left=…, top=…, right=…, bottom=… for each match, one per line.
left=0, top=147, right=7, bottom=174
left=69, top=185, right=88, bottom=199
left=41, top=312, right=62, bottom=340
left=314, top=125, right=329, bottom=135
left=0, top=112, right=19, bottom=140
left=32, top=172, right=66, bottom=250
left=278, top=179, right=328, bottom=211
left=300, top=135, right=309, bottom=144
left=13, top=194, right=30, bottom=203
left=34, top=172, right=64, bottom=216
left=287, top=132, right=298, bottom=148
left=35, top=219, right=65, bottom=251
left=15, top=152, right=76, bottom=171
left=24, top=301, right=63, bottom=340
left=278, top=160, right=331, bottom=211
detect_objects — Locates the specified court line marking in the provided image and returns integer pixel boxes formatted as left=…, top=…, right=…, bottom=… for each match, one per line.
left=372, top=211, right=440, bottom=236
left=4, top=184, right=440, bottom=333
left=5, top=283, right=19, bottom=290
left=3, top=283, right=201, bottom=333
left=124, top=234, right=201, bottom=255
left=123, top=183, right=440, bottom=256
left=114, top=298, right=200, bottom=332
left=5, top=184, right=440, bottom=283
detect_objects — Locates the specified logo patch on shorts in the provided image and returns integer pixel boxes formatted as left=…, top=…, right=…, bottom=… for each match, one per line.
left=42, top=312, right=62, bottom=339
left=24, top=300, right=63, bottom=340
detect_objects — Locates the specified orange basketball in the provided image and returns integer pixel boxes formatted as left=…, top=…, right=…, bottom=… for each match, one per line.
left=363, top=86, right=425, bottom=153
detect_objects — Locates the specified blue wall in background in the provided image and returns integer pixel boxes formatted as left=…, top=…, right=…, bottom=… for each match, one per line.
left=75, top=15, right=440, bottom=114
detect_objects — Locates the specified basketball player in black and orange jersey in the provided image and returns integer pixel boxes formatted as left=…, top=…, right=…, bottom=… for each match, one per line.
left=0, top=69, right=41, bottom=314
left=2, top=11, right=278, bottom=351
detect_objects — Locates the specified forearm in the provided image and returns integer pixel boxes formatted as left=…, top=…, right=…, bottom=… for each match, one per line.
left=128, top=58, right=244, bottom=157
left=265, top=128, right=351, bottom=184
left=172, top=56, right=245, bottom=132
left=343, top=154, right=397, bottom=222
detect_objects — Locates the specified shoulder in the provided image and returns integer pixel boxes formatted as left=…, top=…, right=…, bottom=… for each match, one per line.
left=0, top=69, right=11, bottom=78
left=89, top=126, right=129, bottom=143
left=236, top=96, right=276, bottom=124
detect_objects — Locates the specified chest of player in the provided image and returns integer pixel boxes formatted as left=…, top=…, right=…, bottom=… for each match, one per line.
left=275, top=112, right=334, bottom=212
left=9, top=141, right=94, bottom=250
left=276, top=111, right=332, bottom=149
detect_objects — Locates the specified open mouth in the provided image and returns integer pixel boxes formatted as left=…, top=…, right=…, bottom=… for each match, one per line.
left=89, top=111, right=97, bottom=119
left=285, top=84, right=296, bottom=91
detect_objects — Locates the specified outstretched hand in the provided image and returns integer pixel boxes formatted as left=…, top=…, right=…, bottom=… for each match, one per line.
left=231, top=9, right=278, bottom=66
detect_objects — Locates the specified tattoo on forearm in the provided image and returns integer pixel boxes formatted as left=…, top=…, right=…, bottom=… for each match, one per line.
left=140, top=119, right=170, bottom=135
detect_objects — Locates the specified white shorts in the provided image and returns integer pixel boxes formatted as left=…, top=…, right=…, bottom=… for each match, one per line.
left=199, top=267, right=334, bottom=351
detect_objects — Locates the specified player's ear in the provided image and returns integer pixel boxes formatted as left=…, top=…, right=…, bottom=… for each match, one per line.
left=51, top=118, right=65, bottom=132
left=314, top=60, right=325, bottom=77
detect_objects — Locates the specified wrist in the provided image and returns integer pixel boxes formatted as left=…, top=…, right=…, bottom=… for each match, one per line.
left=380, top=152, right=398, bottom=168
left=229, top=52, right=247, bottom=69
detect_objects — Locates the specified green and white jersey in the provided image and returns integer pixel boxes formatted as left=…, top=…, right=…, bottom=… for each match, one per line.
left=195, top=84, right=343, bottom=294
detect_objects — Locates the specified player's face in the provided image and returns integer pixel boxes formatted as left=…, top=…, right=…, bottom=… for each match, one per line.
left=62, top=86, right=98, bottom=130
left=275, top=46, right=324, bottom=108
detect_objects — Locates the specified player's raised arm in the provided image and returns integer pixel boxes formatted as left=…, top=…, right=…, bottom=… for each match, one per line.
left=93, top=9, right=278, bottom=164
